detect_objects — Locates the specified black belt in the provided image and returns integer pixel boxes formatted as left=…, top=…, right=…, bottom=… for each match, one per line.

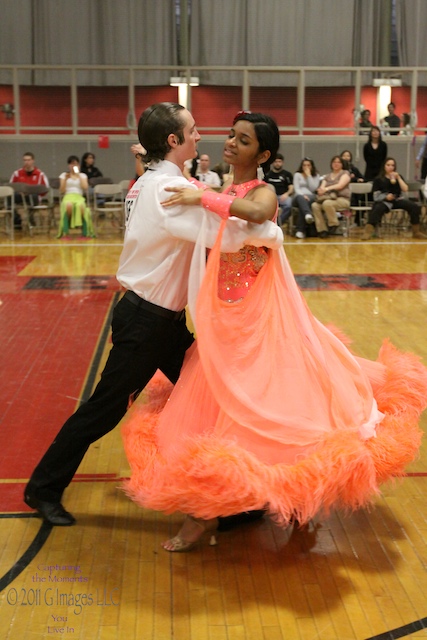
left=123, top=290, right=186, bottom=321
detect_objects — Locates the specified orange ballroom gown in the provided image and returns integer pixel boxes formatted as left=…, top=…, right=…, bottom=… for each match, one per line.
left=121, top=180, right=427, bottom=526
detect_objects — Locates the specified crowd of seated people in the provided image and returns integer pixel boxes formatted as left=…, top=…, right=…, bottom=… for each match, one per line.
left=6, top=127, right=426, bottom=242
left=268, top=132, right=426, bottom=241
left=273, top=153, right=355, bottom=240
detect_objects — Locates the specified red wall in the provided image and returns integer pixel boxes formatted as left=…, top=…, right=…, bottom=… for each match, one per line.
left=1, top=84, right=427, bottom=136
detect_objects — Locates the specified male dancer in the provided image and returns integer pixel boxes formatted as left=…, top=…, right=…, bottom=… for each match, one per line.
left=24, top=102, right=283, bottom=525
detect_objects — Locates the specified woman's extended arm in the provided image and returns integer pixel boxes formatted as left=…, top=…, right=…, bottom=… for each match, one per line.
left=162, top=185, right=277, bottom=223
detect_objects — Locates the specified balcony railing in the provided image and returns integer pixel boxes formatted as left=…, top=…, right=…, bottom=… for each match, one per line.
left=0, top=65, right=426, bottom=138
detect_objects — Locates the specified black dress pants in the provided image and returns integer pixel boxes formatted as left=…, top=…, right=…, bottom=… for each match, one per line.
left=25, top=295, right=194, bottom=503
left=368, top=199, right=421, bottom=227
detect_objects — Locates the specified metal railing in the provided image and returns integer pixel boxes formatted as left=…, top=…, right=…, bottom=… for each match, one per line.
left=0, top=64, right=426, bottom=138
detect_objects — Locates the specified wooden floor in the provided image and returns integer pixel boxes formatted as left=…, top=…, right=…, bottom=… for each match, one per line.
left=1, top=227, right=427, bottom=640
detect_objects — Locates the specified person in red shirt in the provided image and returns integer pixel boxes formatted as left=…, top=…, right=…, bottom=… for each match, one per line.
left=9, top=152, right=49, bottom=228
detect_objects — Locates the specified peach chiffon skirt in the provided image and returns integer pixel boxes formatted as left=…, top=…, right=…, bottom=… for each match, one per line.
left=122, top=222, right=427, bottom=525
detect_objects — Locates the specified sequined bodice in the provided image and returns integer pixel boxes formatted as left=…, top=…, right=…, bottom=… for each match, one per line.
left=218, top=179, right=271, bottom=303
left=218, top=245, right=268, bottom=302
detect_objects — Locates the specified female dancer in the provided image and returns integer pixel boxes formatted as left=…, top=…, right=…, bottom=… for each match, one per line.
left=122, top=112, right=427, bottom=552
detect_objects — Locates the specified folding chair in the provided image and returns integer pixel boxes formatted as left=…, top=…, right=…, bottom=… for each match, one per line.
left=92, top=184, right=125, bottom=233
left=88, top=177, right=113, bottom=209
left=349, top=182, right=373, bottom=232
left=0, top=185, right=15, bottom=240
left=119, top=179, right=131, bottom=199
left=13, top=184, right=55, bottom=235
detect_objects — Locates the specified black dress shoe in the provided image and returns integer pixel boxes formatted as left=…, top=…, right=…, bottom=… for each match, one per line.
left=24, top=494, right=76, bottom=526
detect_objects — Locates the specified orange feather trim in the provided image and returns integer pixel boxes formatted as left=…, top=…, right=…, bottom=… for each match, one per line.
left=121, top=340, right=426, bottom=526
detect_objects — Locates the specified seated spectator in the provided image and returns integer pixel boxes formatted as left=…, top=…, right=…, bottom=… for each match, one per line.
left=9, top=152, right=49, bottom=228
left=292, top=158, right=321, bottom=239
left=340, top=149, right=365, bottom=225
left=311, top=156, right=351, bottom=238
left=361, top=157, right=426, bottom=240
left=381, top=102, right=400, bottom=135
left=340, top=150, right=364, bottom=183
left=57, top=156, right=95, bottom=239
left=80, top=152, right=103, bottom=180
left=196, top=154, right=221, bottom=189
left=264, top=153, right=294, bottom=226
left=80, top=152, right=104, bottom=206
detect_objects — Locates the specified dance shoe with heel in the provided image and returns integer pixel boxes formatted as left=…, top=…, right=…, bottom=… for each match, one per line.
left=162, top=516, right=219, bottom=552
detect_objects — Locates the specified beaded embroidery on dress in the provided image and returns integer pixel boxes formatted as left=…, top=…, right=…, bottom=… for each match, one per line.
left=218, top=179, right=269, bottom=302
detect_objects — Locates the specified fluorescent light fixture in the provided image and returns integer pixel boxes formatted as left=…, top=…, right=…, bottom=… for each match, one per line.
left=372, top=78, right=402, bottom=87
left=170, top=76, right=200, bottom=87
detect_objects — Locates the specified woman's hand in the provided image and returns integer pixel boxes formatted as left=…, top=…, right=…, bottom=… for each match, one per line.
left=161, top=187, right=204, bottom=208
left=386, top=193, right=395, bottom=201
left=131, top=143, right=145, bottom=158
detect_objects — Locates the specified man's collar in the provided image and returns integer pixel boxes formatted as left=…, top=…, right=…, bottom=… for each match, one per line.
left=149, top=159, right=183, bottom=176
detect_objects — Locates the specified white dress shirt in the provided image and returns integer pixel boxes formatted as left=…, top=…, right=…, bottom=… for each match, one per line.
left=117, top=160, right=283, bottom=311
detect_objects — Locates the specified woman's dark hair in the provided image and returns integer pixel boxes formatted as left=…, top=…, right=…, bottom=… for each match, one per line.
left=296, top=157, right=318, bottom=176
left=67, top=155, right=79, bottom=164
left=368, top=126, right=382, bottom=143
left=379, top=156, right=396, bottom=177
left=81, top=152, right=95, bottom=169
left=138, top=102, right=186, bottom=162
left=340, top=150, right=353, bottom=169
left=233, top=111, right=280, bottom=173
